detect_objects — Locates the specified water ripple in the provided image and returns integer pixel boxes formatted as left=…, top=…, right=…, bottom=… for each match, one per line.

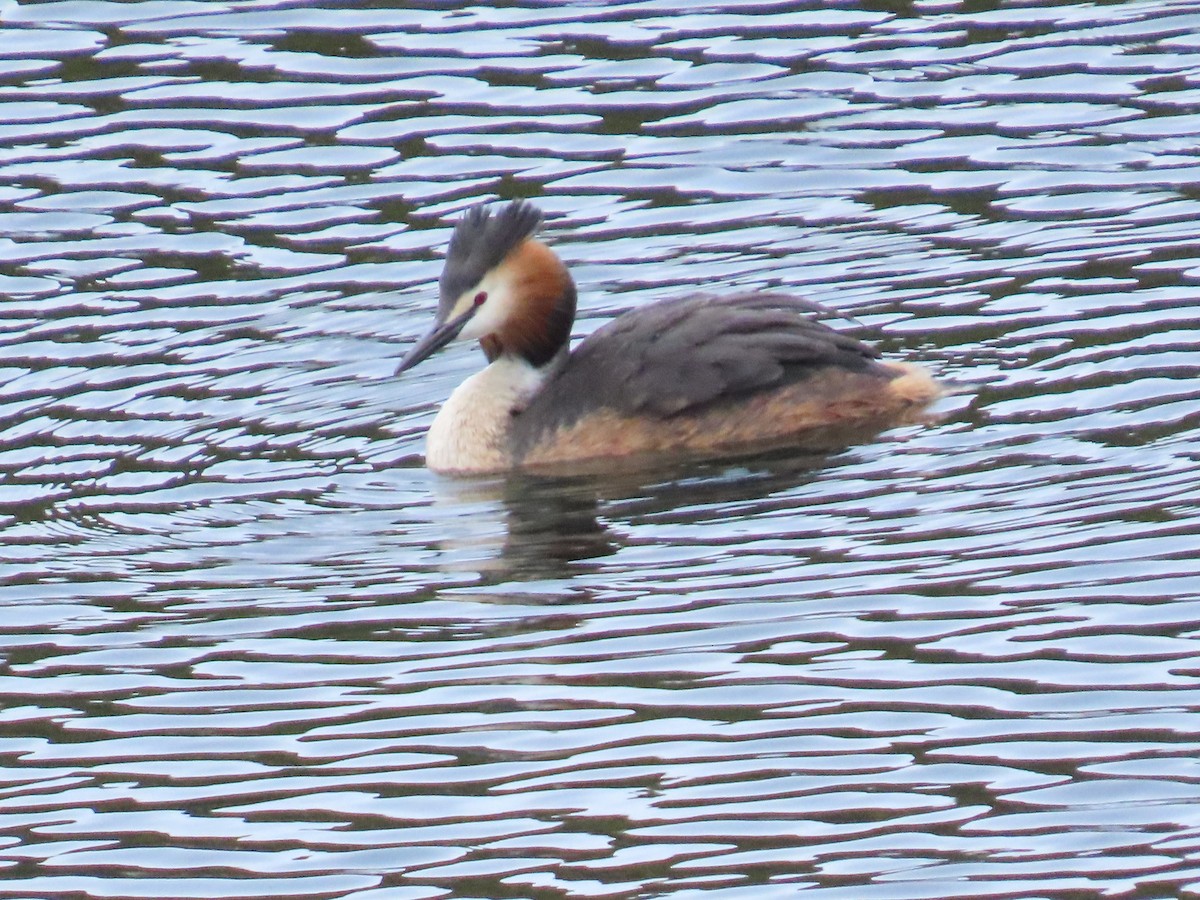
left=1, top=0, right=1200, bottom=898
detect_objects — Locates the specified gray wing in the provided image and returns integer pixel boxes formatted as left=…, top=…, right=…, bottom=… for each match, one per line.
left=515, top=292, right=883, bottom=438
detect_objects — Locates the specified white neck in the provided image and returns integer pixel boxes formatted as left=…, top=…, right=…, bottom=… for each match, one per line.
left=425, top=355, right=547, bottom=474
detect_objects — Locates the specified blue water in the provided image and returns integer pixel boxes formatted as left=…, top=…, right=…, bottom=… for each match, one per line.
left=1, top=1, right=1199, bottom=898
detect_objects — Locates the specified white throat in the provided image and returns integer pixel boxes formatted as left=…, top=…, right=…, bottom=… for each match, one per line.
left=425, top=355, right=547, bottom=474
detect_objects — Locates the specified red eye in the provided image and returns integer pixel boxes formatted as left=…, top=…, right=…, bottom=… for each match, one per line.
left=473, top=291, right=487, bottom=306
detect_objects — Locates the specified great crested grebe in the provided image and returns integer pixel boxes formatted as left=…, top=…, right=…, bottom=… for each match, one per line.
left=396, top=200, right=939, bottom=475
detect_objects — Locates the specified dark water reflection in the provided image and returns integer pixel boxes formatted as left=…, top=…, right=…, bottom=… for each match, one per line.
left=2, top=0, right=1200, bottom=898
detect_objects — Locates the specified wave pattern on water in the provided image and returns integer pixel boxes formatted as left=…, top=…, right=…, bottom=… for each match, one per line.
left=0, top=1, right=1199, bottom=898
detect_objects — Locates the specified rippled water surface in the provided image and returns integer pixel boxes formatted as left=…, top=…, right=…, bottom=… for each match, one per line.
left=1, top=0, right=1200, bottom=897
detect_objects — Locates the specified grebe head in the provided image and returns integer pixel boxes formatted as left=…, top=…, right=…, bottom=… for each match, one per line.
left=395, top=200, right=577, bottom=375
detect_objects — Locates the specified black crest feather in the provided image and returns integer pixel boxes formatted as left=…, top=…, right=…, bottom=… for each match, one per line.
left=438, top=200, right=543, bottom=315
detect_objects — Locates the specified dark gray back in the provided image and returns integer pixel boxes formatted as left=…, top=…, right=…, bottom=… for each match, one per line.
left=512, top=293, right=883, bottom=453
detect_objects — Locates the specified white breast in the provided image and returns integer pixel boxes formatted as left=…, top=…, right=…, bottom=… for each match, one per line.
left=425, top=355, right=546, bottom=475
